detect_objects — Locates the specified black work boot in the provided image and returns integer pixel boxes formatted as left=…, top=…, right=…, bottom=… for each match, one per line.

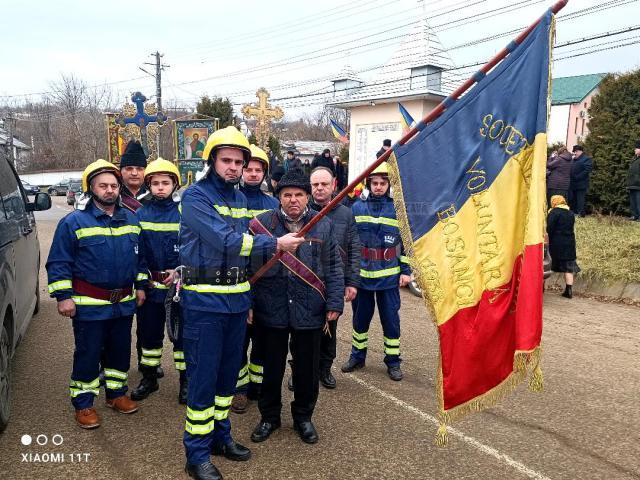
left=562, top=285, right=573, bottom=299
left=341, top=357, right=365, bottom=373
left=185, top=461, right=222, bottom=480
left=178, top=370, right=188, bottom=405
left=319, top=368, right=336, bottom=389
left=387, top=365, right=403, bottom=381
left=131, top=366, right=159, bottom=401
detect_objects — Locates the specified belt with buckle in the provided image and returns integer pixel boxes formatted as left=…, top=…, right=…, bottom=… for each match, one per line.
left=361, top=246, right=399, bottom=261
left=72, top=279, right=133, bottom=303
left=150, top=270, right=170, bottom=283
left=182, top=266, right=247, bottom=286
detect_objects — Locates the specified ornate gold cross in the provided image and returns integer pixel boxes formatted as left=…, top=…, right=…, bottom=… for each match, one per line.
left=242, top=88, right=283, bottom=150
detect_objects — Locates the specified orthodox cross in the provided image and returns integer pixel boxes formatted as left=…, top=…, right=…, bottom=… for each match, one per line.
left=116, top=91, right=167, bottom=159
left=242, top=88, right=283, bottom=150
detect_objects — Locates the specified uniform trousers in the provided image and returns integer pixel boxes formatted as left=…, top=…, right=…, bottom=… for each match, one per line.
left=182, top=309, right=247, bottom=465
left=137, top=299, right=185, bottom=371
left=259, top=326, right=321, bottom=424
left=235, top=323, right=264, bottom=396
left=350, top=288, right=402, bottom=367
left=70, top=316, right=133, bottom=410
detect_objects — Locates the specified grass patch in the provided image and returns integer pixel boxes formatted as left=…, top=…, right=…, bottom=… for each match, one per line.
left=574, top=215, right=640, bottom=284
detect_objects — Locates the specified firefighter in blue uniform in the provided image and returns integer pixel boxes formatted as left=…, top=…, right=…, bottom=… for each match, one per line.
left=46, top=159, right=147, bottom=429
left=341, top=162, right=411, bottom=381
left=231, top=144, right=279, bottom=414
left=179, top=127, right=305, bottom=480
left=131, top=158, right=186, bottom=403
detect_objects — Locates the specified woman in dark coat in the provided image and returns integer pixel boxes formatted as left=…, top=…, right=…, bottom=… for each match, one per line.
left=547, top=195, right=580, bottom=298
left=546, top=146, right=573, bottom=207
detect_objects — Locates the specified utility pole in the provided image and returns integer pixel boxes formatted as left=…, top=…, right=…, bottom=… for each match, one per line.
left=3, top=111, right=16, bottom=169
left=140, top=52, right=169, bottom=156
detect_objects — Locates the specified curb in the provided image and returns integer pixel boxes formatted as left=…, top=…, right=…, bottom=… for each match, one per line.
left=545, top=273, right=640, bottom=303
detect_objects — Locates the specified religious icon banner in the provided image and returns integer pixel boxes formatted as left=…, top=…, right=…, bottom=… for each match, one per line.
left=175, top=120, right=215, bottom=160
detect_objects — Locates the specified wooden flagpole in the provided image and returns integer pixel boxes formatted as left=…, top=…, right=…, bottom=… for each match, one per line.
left=250, top=0, right=569, bottom=284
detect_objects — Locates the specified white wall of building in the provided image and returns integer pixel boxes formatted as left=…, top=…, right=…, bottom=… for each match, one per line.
left=547, top=104, right=570, bottom=146
left=348, top=98, right=439, bottom=183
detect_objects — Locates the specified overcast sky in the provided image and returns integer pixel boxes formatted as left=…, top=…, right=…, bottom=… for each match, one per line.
left=2, top=0, right=639, bottom=119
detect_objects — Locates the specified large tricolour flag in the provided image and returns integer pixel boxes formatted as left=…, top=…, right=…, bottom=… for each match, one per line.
left=387, top=10, right=554, bottom=444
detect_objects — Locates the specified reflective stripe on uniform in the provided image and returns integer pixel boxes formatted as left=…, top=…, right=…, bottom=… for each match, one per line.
left=384, top=336, right=400, bottom=356
left=152, top=282, right=169, bottom=290
left=185, top=404, right=216, bottom=435
left=249, top=362, right=263, bottom=384
left=139, top=221, right=180, bottom=232
left=104, top=368, right=127, bottom=379
left=75, top=225, right=141, bottom=239
left=48, top=279, right=72, bottom=293
left=213, top=395, right=232, bottom=420
left=141, top=347, right=162, bottom=367
left=354, top=215, right=399, bottom=227
left=71, top=294, right=135, bottom=305
left=359, top=266, right=401, bottom=279
left=213, top=205, right=250, bottom=219
left=182, top=282, right=250, bottom=294
left=105, top=380, right=126, bottom=390
left=103, top=368, right=128, bottom=391
left=236, top=364, right=249, bottom=388
left=69, top=377, right=100, bottom=398
left=239, top=234, right=253, bottom=257
left=400, top=255, right=410, bottom=264
left=137, top=272, right=149, bottom=281
left=173, top=351, right=186, bottom=371
left=352, top=330, right=368, bottom=350
left=187, top=405, right=215, bottom=421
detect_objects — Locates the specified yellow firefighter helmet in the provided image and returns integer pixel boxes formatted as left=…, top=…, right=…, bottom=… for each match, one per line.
left=202, top=126, right=251, bottom=164
left=369, top=162, right=389, bottom=177
left=144, top=158, right=181, bottom=188
left=248, top=144, right=270, bottom=173
left=82, top=159, right=121, bottom=193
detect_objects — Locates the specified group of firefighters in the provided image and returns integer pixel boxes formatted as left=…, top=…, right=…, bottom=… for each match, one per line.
left=46, top=126, right=411, bottom=480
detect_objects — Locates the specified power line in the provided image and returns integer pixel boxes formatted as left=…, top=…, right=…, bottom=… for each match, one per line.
left=3, top=0, right=638, bottom=103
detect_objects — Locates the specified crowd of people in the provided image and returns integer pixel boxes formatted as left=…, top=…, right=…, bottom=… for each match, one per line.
left=545, top=140, right=640, bottom=299
left=46, top=130, right=409, bottom=480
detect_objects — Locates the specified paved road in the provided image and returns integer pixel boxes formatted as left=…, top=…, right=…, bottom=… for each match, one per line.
left=1, top=196, right=639, bottom=479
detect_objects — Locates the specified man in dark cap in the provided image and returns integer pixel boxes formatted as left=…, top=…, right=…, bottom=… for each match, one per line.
left=118, top=141, right=155, bottom=378
left=628, top=140, right=640, bottom=221
left=376, top=139, right=392, bottom=159
left=119, top=140, right=149, bottom=213
left=249, top=169, right=344, bottom=445
left=568, top=145, right=593, bottom=217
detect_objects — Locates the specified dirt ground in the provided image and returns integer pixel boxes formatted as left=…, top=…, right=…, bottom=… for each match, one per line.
left=1, top=196, right=638, bottom=480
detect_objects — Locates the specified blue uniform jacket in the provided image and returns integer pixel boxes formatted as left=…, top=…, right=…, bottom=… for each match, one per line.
left=240, top=183, right=279, bottom=217
left=46, top=201, right=148, bottom=321
left=136, top=197, right=180, bottom=303
left=352, top=195, right=410, bottom=290
left=178, top=174, right=277, bottom=313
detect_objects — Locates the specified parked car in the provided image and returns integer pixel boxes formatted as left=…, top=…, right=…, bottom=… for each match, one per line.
left=47, top=178, right=80, bottom=196
left=20, top=180, right=40, bottom=195
left=66, top=180, right=82, bottom=205
left=0, top=152, right=51, bottom=432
